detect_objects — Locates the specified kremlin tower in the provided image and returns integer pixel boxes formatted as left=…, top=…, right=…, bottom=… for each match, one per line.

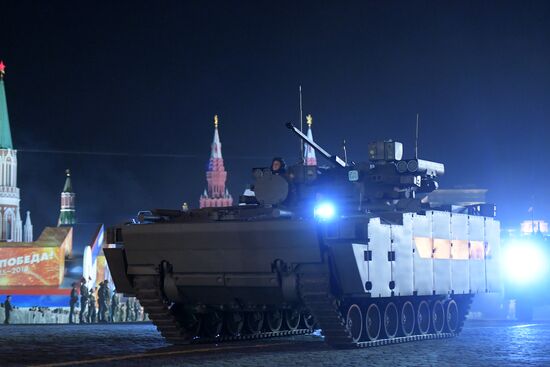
left=58, top=169, right=76, bottom=225
left=199, top=115, right=233, bottom=208
left=304, top=114, right=317, bottom=166
left=0, top=61, right=32, bottom=242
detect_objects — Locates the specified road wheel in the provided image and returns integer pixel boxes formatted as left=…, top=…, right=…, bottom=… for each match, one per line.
left=417, top=300, right=430, bottom=335
left=432, top=300, right=445, bottom=334
left=400, top=301, right=415, bottom=336
left=365, top=303, right=381, bottom=341
left=302, top=310, right=316, bottom=330
left=203, top=311, right=223, bottom=337
left=383, top=302, right=399, bottom=339
left=445, top=299, right=459, bottom=333
left=266, top=310, right=283, bottom=332
left=246, top=311, right=264, bottom=335
left=346, top=304, right=363, bottom=342
left=284, top=309, right=301, bottom=331
left=225, top=311, right=244, bottom=336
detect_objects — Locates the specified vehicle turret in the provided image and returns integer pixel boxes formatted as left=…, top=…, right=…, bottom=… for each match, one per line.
left=251, top=123, right=444, bottom=215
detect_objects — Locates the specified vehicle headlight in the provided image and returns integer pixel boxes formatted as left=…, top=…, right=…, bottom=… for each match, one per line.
left=503, top=241, right=547, bottom=284
left=314, top=202, right=336, bottom=221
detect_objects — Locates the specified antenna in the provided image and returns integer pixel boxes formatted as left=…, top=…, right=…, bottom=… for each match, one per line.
left=342, top=139, right=348, bottom=165
left=299, top=85, right=304, bottom=162
left=415, top=113, right=419, bottom=159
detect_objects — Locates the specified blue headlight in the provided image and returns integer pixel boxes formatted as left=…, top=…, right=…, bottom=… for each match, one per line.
left=503, top=240, right=547, bottom=284
left=314, top=202, right=336, bottom=221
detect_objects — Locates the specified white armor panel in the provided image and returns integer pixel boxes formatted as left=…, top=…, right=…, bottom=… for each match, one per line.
left=410, top=212, right=434, bottom=295
left=432, top=211, right=452, bottom=294
left=469, top=215, right=486, bottom=293
left=450, top=213, right=469, bottom=294
left=391, top=223, right=414, bottom=296
left=352, top=242, right=369, bottom=292
left=484, top=218, right=501, bottom=292
left=367, top=218, right=392, bottom=297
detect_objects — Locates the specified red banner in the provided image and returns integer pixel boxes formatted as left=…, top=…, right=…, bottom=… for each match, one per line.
left=0, top=247, right=64, bottom=287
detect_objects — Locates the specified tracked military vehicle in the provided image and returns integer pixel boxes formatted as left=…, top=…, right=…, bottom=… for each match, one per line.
left=105, top=123, right=500, bottom=348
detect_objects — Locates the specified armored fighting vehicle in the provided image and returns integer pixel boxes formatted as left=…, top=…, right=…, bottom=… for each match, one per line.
left=105, top=123, right=500, bottom=348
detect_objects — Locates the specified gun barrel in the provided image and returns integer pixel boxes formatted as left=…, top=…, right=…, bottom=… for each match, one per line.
left=286, top=123, right=346, bottom=167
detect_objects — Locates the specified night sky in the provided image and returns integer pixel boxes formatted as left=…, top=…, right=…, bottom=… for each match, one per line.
left=0, top=1, right=549, bottom=234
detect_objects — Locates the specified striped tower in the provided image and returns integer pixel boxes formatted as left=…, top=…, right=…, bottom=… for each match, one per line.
left=58, top=169, right=76, bottom=225
left=0, top=61, right=27, bottom=242
left=304, top=114, right=317, bottom=166
left=199, top=115, right=233, bottom=208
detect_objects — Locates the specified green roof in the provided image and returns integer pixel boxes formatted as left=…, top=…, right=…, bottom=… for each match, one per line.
left=0, top=79, right=13, bottom=149
left=58, top=210, right=76, bottom=226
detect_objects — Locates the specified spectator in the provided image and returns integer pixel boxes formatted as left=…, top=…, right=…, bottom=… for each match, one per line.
left=88, top=288, right=97, bottom=323
left=133, top=299, right=141, bottom=322
left=3, top=295, right=13, bottom=324
left=97, top=281, right=104, bottom=322
left=101, top=280, right=111, bottom=322
left=79, top=277, right=89, bottom=324
left=69, top=283, right=78, bottom=324
left=110, top=291, right=119, bottom=323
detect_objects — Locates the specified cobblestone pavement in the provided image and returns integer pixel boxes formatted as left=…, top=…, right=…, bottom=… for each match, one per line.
left=0, top=321, right=549, bottom=367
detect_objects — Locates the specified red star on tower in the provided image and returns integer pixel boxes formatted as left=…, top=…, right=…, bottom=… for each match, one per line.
left=0, top=61, right=5, bottom=76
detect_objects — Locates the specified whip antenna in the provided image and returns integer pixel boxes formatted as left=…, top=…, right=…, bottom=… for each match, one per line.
left=299, top=85, right=304, bottom=162
left=415, top=113, right=419, bottom=159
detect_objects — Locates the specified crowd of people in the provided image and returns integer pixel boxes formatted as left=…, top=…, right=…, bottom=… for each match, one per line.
left=69, top=277, right=146, bottom=324
left=1, top=278, right=147, bottom=325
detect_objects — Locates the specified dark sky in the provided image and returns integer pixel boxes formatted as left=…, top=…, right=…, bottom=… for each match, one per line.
left=0, top=1, right=549, bottom=233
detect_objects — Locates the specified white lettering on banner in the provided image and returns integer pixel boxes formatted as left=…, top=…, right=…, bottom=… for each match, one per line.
left=0, top=251, right=56, bottom=268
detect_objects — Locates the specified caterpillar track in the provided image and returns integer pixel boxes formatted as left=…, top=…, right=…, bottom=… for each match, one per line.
left=133, top=275, right=313, bottom=345
left=297, top=263, right=473, bottom=348
left=133, top=265, right=472, bottom=349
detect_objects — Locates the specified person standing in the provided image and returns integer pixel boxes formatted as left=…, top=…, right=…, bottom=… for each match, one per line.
left=97, top=281, right=105, bottom=322
left=79, top=277, right=89, bottom=323
left=101, top=280, right=111, bottom=322
left=3, top=295, right=13, bottom=324
left=133, top=299, right=141, bottom=322
left=69, top=283, right=78, bottom=324
left=126, top=297, right=132, bottom=322
left=120, top=303, right=127, bottom=323
left=110, top=291, right=119, bottom=323
left=88, top=288, right=97, bottom=323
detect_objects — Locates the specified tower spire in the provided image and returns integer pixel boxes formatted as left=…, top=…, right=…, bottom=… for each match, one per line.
left=0, top=60, right=14, bottom=149
left=210, top=114, right=222, bottom=159
left=58, top=169, right=76, bottom=226
left=24, top=210, right=33, bottom=242
left=304, top=114, right=317, bottom=166
left=63, top=169, right=73, bottom=192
